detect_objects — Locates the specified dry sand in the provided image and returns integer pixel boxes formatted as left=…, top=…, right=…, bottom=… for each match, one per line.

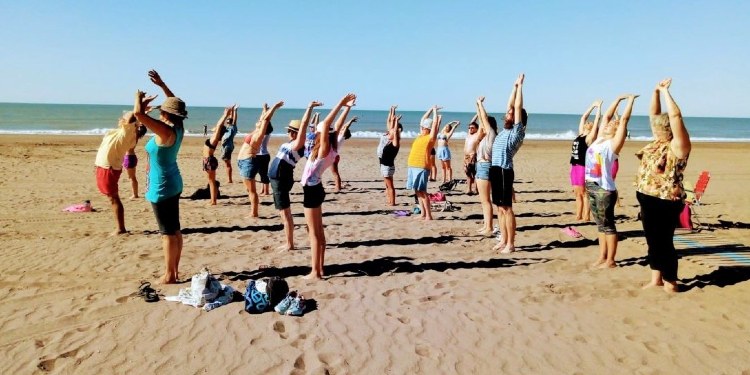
left=1, top=134, right=749, bottom=374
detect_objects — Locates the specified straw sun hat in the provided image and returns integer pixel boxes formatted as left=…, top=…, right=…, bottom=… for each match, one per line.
left=157, top=97, right=188, bottom=118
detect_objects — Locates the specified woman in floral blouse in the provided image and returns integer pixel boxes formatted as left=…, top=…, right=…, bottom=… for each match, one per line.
left=635, top=78, right=691, bottom=293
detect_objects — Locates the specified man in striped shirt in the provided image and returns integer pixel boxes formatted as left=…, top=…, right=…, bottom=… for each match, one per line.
left=491, top=74, right=527, bottom=254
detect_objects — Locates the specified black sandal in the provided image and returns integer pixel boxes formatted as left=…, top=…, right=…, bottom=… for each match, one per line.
left=136, top=281, right=159, bottom=303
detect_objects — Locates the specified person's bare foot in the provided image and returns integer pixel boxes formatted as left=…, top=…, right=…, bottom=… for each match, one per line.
left=597, top=261, right=617, bottom=269
left=207, top=202, right=218, bottom=207
left=277, top=244, right=293, bottom=252
left=302, top=273, right=322, bottom=280
left=590, top=258, right=606, bottom=268
left=110, top=229, right=128, bottom=237
left=159, top=274, right=177, bottom=284
left=663, top=281, right=679, bottom=293
left=492, top=241, right=505, bottom=251
left=129, top=195, right=138, bottom=200
left=641, top=280, right=664, bottom=290
left=500, top=244, right=515, bottom=254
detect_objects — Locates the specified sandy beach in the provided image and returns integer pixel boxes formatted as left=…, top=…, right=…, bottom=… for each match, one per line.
left=1, top=134, right=749, bottom=374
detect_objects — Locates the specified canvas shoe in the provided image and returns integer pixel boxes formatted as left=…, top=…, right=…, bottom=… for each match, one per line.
left=274, top=291, right=297, bottom=314
left=286, top=295, right=306, bottom=316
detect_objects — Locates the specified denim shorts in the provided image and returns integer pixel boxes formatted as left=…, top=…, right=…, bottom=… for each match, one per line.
left=437, top=146, right=451, bottom=161
left=476, top=161, right=491, bottom=181
left=380, top=164, right=395, bottom=178
left=238, top=158, right=261, bottom=180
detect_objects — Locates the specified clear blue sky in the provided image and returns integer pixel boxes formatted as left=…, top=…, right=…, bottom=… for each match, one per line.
left=1, top=1, right=748, bottom=117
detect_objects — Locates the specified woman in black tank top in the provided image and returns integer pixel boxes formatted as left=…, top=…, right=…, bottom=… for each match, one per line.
left=570, top=100, right=602, bottom=222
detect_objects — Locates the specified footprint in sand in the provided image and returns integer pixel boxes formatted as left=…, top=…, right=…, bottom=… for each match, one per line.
left=415, top=345, right=431, bottom=357
left=293, top=355, right=305, bottom=370
left=273, top=321, right=287, bottom=339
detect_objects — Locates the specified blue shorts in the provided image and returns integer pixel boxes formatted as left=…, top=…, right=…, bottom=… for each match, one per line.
left=406, top=167, right=428, bottom=192
left=437, top=146, right=451, bottom=161
left=238, top=158, right=261, bottom=180
left=476, top=161, right=491, bottom=181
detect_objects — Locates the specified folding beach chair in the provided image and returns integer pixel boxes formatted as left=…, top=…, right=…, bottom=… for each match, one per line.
left=684, top=171, right=711, bottom=229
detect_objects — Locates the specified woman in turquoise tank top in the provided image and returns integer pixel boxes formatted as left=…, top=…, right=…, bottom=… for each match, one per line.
left=134, top=70, right=187, bottom=285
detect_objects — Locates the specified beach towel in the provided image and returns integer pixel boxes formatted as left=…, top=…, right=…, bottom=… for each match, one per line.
left=63, top=202, right=92, bottom=212
left=165, top=269, right=234, bottom=311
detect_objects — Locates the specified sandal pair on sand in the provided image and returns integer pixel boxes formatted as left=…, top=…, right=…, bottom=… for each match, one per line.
left=274, top=291, right=306, bottom=316
left=136, top=281, right=159, bottom=303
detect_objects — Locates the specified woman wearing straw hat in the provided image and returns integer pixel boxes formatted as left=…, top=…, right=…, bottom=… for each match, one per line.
left=269, top=100, right=323, bottom=251
left=301, top=93, right=356, bottom=279
left=636, top=78, right=691, bottom=293
left=237, top=101, right=284, bottom=218
left=134, top=70, right=188, bottom=284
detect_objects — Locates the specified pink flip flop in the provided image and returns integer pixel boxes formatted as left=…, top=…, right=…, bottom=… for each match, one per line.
left=561, top=226, right=582, bottom=238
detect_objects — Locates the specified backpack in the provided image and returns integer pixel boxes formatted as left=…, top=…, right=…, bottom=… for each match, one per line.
left=243, top=277, right=289, bottom=314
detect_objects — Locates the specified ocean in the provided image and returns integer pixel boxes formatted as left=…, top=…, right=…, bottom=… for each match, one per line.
left=1, top=102, right=749, bottom=142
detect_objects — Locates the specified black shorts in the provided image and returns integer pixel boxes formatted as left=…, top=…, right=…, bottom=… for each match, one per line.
left=271, top=177, right=294, bottom=210
left=256, top=154, right=271, bottom=184
left=151, top=194, right=181, bottom=235
left=303, top=183, right=326, bottom=208
left=489, top=166, right=514, bottom=207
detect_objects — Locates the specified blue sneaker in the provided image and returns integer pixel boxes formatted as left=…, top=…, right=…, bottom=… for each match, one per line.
left=286, top=295, right=306, bottom=316
left=274, top=291, right=297, bottom=314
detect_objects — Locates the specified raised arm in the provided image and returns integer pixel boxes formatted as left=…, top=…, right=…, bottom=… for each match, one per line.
left=446, top=121, right=460, bottom=139
left=340, top=116, right=358, bottom=137
left=429, top=110, right=441, bottom=142
left=209, top=106, right=231, bottom=144
left=333, top=101, right=354, bottom=133
left=388, top=105, right=398, bottom=131
left=513, top=73, right=524, bottom=125
left=252, top=101, right=284, bottom=145
left=612, top=94, right=638, bottom=155
left=659, top=79, right=691, bottom=158
left=506, top=79, right=519, bottom=112
left=292, top=101, right=323, bottom=151
left=134, top=90, right=174, bottom=142
left=148, top=70, right=175, bottom=98
left=421, top=107, right=434, bottom=124
left=650, top=82, right=662, bottom=116
left=319, top=93, right=356, bottom=158
left=602, top=96, right=625, bottom=126
left=579, top=101, right=597, bottom=135
left=231, top=104, right=239, bottom=126
left=392, top=114, right=402, bottom=148
left=476, top=96, right=490, bottom=137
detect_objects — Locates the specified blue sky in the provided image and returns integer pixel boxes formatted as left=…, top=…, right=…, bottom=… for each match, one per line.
left=0, top=1, right=748, bottom=117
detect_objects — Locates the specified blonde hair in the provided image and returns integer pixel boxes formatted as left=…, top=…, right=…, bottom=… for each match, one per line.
left=650, top=113, right=672, bottom=139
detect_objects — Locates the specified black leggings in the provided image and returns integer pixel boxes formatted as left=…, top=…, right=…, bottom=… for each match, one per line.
left=637, top=192, right=684, bottom=281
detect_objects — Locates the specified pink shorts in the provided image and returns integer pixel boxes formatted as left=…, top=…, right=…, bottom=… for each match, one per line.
left=95, top=167, right=122, bottom=196
left=570, top=165, right=585, bottom=186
